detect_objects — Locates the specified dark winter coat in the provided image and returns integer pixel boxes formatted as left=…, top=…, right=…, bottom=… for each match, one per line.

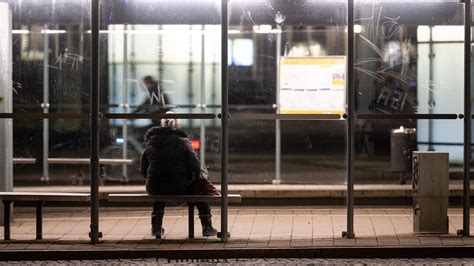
left=140, top=126, right=201, bottom=195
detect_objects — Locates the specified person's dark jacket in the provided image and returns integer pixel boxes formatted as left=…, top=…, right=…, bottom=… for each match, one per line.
left=140, top=126, right=201, bottom=195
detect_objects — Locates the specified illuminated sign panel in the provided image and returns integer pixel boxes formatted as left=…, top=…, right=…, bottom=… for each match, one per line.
left=279, top=56, right=346, bottom=115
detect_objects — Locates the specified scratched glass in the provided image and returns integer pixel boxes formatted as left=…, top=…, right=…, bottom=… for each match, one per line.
left=0, top=0, right=91, bottom=187
left=99, top=1, right=222, bottom=186
left=354, top=0, right=464, bottom=115
left=100, top=1, right=221, bottom=118
left=227, top=0, right=348, bottom=187
left=354, top=0, right=464, bottom=237
left=2, top=0, right=91, bottom=113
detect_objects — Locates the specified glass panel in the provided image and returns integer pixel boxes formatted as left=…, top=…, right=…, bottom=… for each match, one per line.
left=0, top=0, right=91, bottom=191
left=13, top=119, right=90, bottom=186
left=354, top=0, right=463, bottom=115
left=99, top=118, right=221, bottom=184
left=355, top=118, right=462, bottom=238
left=100, top=0, right=222, bottom=180
left=228, top=1, right=347, bottom=116
left=229, top=120, right=346, bottom=184
left=4, top=0, right=91, bottom=113
left=228, top=0, right=348, bottom=243
left=228, top=0, right=348, bottom=179
left=354, top=0, right=464, bottom=241
left=229, top=120, right=275, bottom=184
left=100, top=1, right=221, bottom=117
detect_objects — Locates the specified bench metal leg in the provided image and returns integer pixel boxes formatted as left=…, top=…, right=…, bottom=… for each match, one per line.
left=188, top=203, right=194, bottom=239
left=3, top=201, right=10, bottom=240
left=36, top=202, right=43, bottom=240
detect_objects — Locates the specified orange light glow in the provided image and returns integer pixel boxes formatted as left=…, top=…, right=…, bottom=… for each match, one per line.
left=191, top=140, right=200, bottom=150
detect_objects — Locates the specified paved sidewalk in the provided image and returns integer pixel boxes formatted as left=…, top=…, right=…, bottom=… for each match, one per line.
left=1, top=206, right=473, bottom=250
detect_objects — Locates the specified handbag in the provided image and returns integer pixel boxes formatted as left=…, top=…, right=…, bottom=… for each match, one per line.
left=188, top=169, right=220, bottom=196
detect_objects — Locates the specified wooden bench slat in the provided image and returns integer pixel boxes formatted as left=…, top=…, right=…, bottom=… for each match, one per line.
left=47, top=158, right=133, bottom=165
left=108, top=194, right=242, bottom=203
left=0, top=192, right=91, bottom=202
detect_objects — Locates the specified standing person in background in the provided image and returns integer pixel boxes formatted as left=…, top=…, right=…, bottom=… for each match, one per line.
left=135, top=75, right=171, bottom=126
left=140, top=114, right=218, bottom=239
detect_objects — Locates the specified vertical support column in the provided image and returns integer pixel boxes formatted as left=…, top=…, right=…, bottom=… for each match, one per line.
left=462, top=0, right=471, bottom=237
left=188, top=203, right=195, bottom=239
left=35, top=202, right=43, bottom=240
left=90, top=0, right=101, bottom=244
left=188, top=25, right=194, bottom=128
left=42, top=25, right=50, bottom=185
left=273, top=24, right=282, bottom=185
left=3, top=201, right=10, bottom=240
left=219, top=0, right=229, bottom=242
left=200, top=25, right=207, bottom=169
left=122, top=24, right=129, bottom=182
left=343, top=0, right=355, bottom=239
left=427, top=26, right=434, bottom=151
left=0, top=3, right=13, bottom=227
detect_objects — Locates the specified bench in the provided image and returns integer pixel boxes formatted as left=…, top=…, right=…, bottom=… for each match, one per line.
left=107, top=194, right=242, bottom=239
left=0, top=192, right=91, bottom=240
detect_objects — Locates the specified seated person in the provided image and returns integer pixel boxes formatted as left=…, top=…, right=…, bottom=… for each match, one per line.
left=140, top=114, right=217, bottom=238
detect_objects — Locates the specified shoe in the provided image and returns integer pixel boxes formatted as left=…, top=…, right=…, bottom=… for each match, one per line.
left=151, top=213, right=164, bottom=238
left=151, top=225, right=165, bottom=237
left=202, top=225, right=218, bottom=237
left=199, top=214, right=218, bottom=237
left=152, top=227, right=165, bottom=239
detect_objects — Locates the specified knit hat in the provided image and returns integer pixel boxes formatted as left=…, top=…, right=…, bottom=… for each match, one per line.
left=160, top=111, right=180, bottom=128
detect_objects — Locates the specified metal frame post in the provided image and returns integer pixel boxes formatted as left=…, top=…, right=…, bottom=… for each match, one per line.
left=122, top=24, right=129, bottom=182
left=200, top=25, right=207, bottom=169
left=90, top=0, right=101, bottom=244
left=42, top=25, right=50, bottom=185
left=3, top=201, right=10, bottom=240
left=188, top=203, right=195, bottom=239
left=188, top=25, right=194, bottom=128
left=35, top=201, right=43, bottom=240
left=462, top=0, right=471, bottom=237
left=428, top=26, right=434, bottom=151
left=343, top=0, right=355, bottom=239
left=273, top=24, right=282, bottom=185
left=220, top=0, right=229, bottom=242
left=0, top=2, right=13, bottom=227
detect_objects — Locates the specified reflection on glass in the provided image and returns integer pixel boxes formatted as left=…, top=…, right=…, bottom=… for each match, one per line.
left=5, top=0, right=91, bottom=112
left=228, top=1, right=347, bottom=112
left=13, top=119, right=90, bottom=186
left=354, top=119, right=463, bottom=185
left=354, top=0, right=463, bottom=115
left=103, top=21, right=222, bottom=118
left=228, top=1, right=347, bottom=184
left=2, top=0, right=91, bottom=187
left=99, top=118, right=221, bottom=184
left=231, top=38, right=253, bottom=66
left=100, top=1, right=222, bottom=187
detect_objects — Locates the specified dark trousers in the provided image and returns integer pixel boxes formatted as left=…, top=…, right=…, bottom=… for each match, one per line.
left=152, top=201, right=211, bottom=217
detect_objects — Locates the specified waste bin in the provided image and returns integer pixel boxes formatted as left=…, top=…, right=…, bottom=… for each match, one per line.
left=412, top=151, right=449, bottom=234
left=391, top=126, right=417, bottom=173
